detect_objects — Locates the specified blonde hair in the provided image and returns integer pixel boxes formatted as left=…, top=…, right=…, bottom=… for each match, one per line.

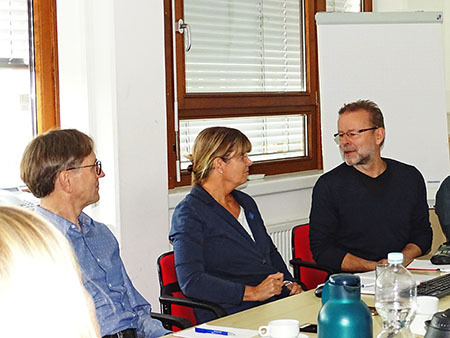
left=0, top=206, right=100, bottom=338
left=188, top=127, right=252, bottom=185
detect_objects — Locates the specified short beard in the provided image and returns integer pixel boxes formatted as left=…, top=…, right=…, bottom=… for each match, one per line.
left=341, top=149, right=371, bottom=166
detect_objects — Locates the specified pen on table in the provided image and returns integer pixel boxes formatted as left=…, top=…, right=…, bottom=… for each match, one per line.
left=195, top=328, right=236, bottom=336
left=361, top=282, right=374, bottom=288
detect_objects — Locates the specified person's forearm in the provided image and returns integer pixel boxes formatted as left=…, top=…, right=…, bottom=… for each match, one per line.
left=341, top=253, right=377, bottom=272
left=401, top=243, right=422, bottom=262
left=243, top=285, right=258, bottom=301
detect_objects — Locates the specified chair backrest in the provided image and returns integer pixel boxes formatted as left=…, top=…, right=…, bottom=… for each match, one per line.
left=291, top=224, right=328, bottom=290
left=157, top=251, right=197, bottom=331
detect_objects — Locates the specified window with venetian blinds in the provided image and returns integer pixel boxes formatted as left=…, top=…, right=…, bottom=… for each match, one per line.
left=178, top=0, right=309, bottom=173
left=0, top=0, right=29, bottom=67
left=184, top=0, right=305, bottom=93
left=0, top=0, right=59, bottom=187
left=165, top=0, right=323, bottom=188
left=180, top=114, right=307, bottom=169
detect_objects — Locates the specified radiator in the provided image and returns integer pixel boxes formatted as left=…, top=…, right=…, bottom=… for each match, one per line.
left=266, top=219, right=308, bottom=274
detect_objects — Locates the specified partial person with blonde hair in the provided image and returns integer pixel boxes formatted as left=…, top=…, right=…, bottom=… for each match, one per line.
left=0, top=206, right=100, bottom=338
left=170, top=127, right=303, bottom=324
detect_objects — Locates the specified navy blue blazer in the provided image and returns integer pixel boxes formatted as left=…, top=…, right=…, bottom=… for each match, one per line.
left=169, top=185, right=294, bottom=323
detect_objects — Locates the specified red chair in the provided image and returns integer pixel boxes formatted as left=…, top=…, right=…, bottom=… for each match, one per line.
left=289, top=224, right=334, bottom=290
left=157, top=251, right=226, bottom=331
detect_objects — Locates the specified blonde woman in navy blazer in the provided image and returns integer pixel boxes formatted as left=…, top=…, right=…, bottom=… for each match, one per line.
left=170, top=127, right=303, bottom=323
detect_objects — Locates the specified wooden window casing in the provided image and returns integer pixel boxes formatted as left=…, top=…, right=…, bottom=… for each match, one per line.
left=32, top=0, right=60, bottom=133
left=164, top=0, right=371, bottom=188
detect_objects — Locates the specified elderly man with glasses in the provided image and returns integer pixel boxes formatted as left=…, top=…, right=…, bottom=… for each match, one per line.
left=20, top=129, right=170, bottom=338
left=309, top=100, right=432, bottom=272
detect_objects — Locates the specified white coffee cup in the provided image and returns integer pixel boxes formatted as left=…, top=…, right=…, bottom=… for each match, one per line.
left=410, top=296, right=439, bottom=336
left=258, top=319, right=299, bottom=338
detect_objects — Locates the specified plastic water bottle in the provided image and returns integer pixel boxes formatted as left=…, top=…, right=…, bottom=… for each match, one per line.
left=375, top=252, right=417, bottom=338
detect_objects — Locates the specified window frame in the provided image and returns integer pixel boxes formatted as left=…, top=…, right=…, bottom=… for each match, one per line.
left=362, top=0, right=372, bottom=11
left=164, top=0, right=371, bottom=188
left=32, top=0, right=60, bottom=133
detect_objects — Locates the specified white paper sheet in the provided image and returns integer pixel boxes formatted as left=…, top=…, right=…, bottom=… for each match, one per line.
left=173, top=324, right=258, bottom=338
left=407, top=259, right=450, bottom=272
left=357, top=271, right=377, bottom=295
left=355, top=271, right=437, bottom=295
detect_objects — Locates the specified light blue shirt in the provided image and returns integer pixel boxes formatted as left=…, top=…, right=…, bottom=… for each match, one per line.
left=36, top=206, right=169, bottom=338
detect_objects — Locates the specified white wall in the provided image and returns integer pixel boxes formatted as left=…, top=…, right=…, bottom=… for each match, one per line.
left=112, top=0, right=171, bottom=306
left=55, top=0, right=450, bottom=310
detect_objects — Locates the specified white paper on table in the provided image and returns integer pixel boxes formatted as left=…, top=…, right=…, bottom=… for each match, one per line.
left=173, top=324, right=259, bottom=338
left=355, top=271, right=438, bottom=295
left=357, top=271, right=376, bottom=295
left=406, top=259, right=450, bottom=272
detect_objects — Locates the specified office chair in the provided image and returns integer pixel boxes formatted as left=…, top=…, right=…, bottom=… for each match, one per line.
left=157, top=251, right=226, bottom=331
left=150, top=312, right=192, bottom=331
left=289, top=224, right=334, bottom=290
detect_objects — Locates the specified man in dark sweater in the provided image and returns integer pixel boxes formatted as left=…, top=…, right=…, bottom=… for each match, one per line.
left=309, top=100, right=432, bottom=272
left=435, top=176, right=450, bottom=241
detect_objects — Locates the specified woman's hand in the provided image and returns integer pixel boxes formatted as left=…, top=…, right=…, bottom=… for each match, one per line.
left=285, top=281, right=303, bottom=295
left=243, top=272, right=284, bottom=302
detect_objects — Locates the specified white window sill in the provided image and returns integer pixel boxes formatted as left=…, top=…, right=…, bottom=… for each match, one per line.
left=168, top=170, right=322, bottom=209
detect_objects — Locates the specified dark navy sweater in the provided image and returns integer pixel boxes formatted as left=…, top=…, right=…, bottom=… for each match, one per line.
left=309, top=158, right=432, bottom=271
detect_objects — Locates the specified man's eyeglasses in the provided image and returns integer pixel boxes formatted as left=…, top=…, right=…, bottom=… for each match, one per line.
left=66, top=160, right=102, bottom=176
left=333, top=127, right=378, bottom=144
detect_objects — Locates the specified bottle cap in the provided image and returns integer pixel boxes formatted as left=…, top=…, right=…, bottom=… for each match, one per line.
left=387, top=252, right=403, bottom=264
left=329, top=273, right=360, bottom=286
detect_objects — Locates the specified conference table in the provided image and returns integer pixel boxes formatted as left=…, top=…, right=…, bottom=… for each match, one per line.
left=165, top=271, right=450, bottom=338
